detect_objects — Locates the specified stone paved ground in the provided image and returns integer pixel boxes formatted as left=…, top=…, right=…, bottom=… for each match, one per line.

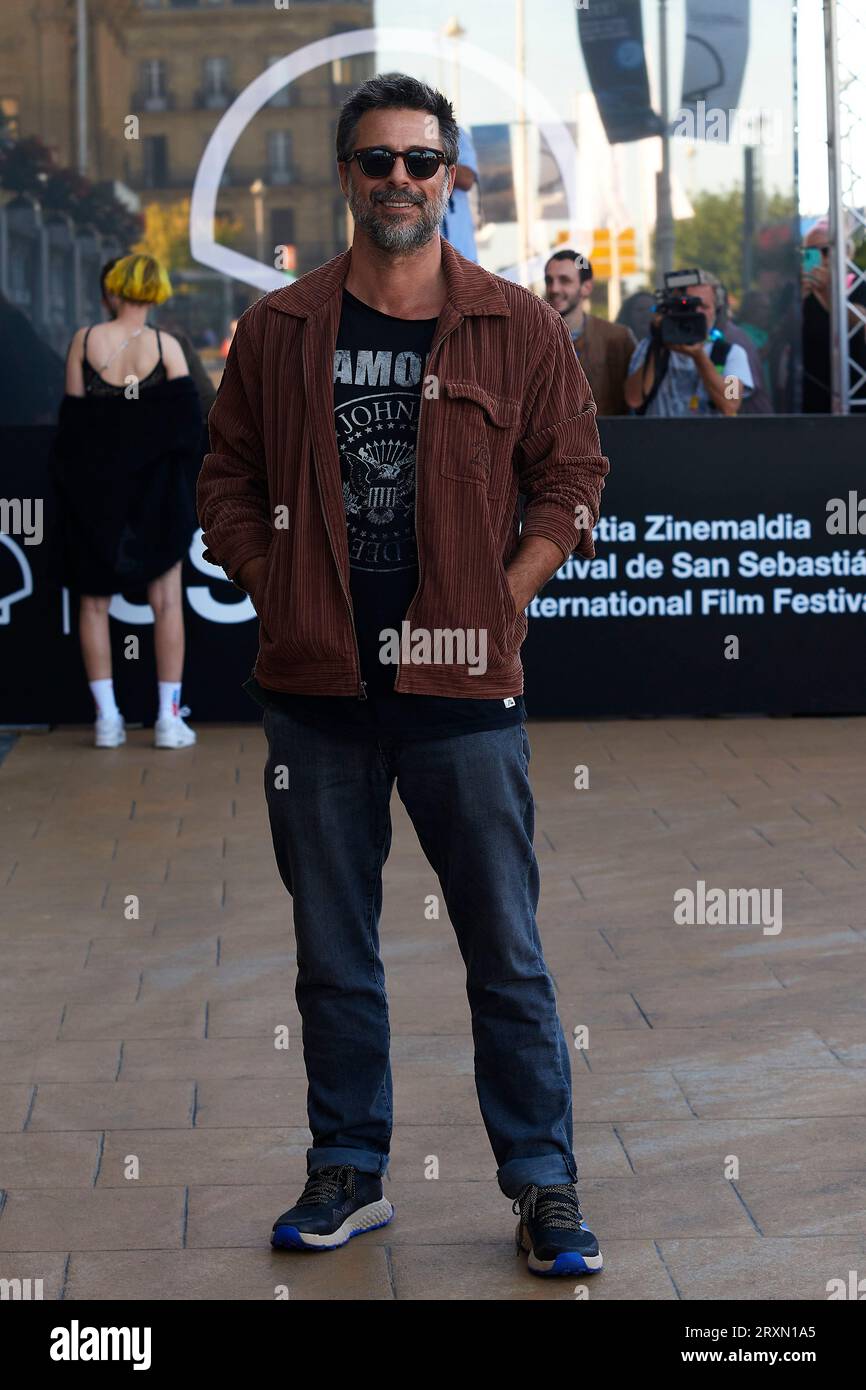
left=1, top=717, right=865, bottom=1301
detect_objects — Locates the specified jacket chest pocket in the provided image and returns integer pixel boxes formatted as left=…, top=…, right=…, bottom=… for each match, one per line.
left=439, top=380, right=520, bottom=498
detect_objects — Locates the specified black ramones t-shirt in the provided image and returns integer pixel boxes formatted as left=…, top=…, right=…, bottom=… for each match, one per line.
left=247, top=288, right=526, bottom=740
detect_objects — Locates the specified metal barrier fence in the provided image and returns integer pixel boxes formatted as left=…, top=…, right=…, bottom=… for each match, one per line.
left=0, top=192, right=122, bottom=357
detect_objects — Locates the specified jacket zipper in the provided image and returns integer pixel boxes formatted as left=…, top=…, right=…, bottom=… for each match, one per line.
left=395, top=316, right=461, bottom=693
left=306, top=346, right=367, bottom=700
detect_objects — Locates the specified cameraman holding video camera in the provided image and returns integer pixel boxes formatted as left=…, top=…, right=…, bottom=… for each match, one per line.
left=624, top=268, right=752, bottom=417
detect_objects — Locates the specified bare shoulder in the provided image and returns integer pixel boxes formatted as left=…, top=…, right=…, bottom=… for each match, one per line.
left=157, top=330, right=190, bottom=376
left=65, top=325, right=93, bottom=369
left=65, top=327, right=89, bottom=394
left=156, top=328, right=184, bottom=356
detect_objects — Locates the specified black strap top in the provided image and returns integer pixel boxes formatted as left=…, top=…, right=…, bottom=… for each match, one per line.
left=82, top=325, right=167, bottom=396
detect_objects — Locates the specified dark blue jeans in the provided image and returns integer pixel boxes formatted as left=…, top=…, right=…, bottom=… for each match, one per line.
left=262, top=706, right=577, bottom=1199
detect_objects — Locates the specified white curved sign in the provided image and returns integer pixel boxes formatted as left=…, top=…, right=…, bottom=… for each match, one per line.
left=0, top=534, right=33, bottom=625
left=190, top=26, right=581, bottom=291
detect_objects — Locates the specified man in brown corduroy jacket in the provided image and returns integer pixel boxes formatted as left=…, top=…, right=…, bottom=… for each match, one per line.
left=197, top=73, right=609, bottom=1277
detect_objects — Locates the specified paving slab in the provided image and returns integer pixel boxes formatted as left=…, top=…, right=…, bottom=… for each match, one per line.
left=657, top=1236, right=866, bottom=1301
left=63, top=1246, right=394, bottom=1300
left=0, top=1188, right=185, bottom=1251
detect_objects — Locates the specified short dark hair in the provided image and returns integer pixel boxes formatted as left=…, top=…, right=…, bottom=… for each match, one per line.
left=335, top=72, right=460, bottom=167
left=545, top=248, right=593, bottom=284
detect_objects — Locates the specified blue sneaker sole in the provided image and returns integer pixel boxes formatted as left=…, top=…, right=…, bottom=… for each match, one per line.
left=527, top=1250, right=604, bottom=1277
left=271, top=1206, right=395, bottom=1251
left=519, top=1216, right=603, bottom=1276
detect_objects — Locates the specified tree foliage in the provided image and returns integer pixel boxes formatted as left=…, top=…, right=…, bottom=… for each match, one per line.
left=133, top=197, right=242, bottom=274
left=671, top=187, right=797, bottom=302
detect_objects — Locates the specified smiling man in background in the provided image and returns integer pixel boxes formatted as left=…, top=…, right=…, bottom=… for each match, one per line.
left=544, top=249, right=636, bottom=416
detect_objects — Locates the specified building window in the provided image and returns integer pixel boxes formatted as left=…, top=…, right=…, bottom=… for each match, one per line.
left=331, top=58, right=361, bottom=87
left=138, top=59, right=169, bottom=111
left=0, top=97, right=20, bottom=138
left=271, top=208, right=295, bottom=251
left=267, top=130, right=293, bottom=185
left=142, top=135, right=169, bottom=188
left=199, top=57, right=231, bottom=109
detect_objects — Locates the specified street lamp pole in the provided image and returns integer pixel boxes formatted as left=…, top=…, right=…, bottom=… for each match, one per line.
left=655, top=0, right=675, bottom=280
left=250, top=179, right=266, bottom=265
left=442, top=16, right=465, bottom=117
left=823, top=0, right=848, bottom=414
left=76, top=0, right=88, bottom=175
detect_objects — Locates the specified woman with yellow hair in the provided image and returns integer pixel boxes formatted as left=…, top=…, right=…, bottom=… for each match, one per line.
left=55, top=253, right=202, bottom=749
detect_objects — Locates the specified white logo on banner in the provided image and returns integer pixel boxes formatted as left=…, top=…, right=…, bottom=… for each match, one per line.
left=0, top=534, right=34, bottom=625
left=186, top=528, right=255, bottom=623
left=101, top=530, right=254, bottom=627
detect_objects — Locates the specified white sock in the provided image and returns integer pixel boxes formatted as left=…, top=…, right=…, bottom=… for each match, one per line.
left=90, top=678, right=119, bottom=721
left=158, top=681, right=182, bottom=721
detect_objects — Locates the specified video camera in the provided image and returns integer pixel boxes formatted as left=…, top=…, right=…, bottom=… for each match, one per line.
left=652, top=269, right=715, bottom=347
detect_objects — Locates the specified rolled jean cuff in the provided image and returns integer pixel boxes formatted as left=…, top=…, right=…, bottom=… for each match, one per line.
left=307, top=1146, right=389, bottom=1178
left=497, top=1153, right=578, bottom=1199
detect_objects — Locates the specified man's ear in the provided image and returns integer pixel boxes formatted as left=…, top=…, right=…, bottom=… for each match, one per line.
left=337, top=161, right=350, bottom=198
left=447, top=163, right=458, bottom=198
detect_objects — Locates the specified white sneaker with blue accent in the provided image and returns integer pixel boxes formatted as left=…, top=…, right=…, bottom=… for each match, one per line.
left=154, top=706, right=197, bottom=749
left=94, top=713, right=126, bottom=748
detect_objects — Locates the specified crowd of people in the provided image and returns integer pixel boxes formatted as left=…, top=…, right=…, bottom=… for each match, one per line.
left=537, top=245, right=856, bottom=420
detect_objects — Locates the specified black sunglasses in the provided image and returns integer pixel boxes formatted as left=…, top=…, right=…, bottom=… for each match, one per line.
left=348, top=146, right=447, bottom=181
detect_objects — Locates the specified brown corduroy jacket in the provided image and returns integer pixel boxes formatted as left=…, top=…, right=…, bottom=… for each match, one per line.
left=197, top=240, right=609, bottom=699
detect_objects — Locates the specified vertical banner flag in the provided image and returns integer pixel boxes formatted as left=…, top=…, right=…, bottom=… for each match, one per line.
left=471, top=124, right=518, bottom=224
left=577, top=0, right=663, bottom=144
left=537, top=123, right=578, bottom=221
left=680, top=0, right=751, bottom=139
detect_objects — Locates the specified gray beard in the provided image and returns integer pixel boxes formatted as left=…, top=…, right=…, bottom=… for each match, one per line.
left=347, top=173, right=451, bottom=253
